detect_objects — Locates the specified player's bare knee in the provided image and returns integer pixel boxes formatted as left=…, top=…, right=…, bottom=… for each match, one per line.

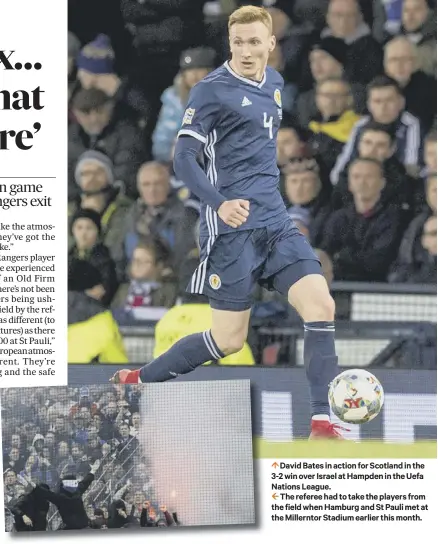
left=313, top=294, right=336, bottom=322
left=210, top=308, right=250, bottom=356
left=214, top=334, right=246, bottom=356
left=218, top=336, right=245, bottom=355
left=300, top=293, right=335, bottom=322
left=288, top=274, right=335, bottom=321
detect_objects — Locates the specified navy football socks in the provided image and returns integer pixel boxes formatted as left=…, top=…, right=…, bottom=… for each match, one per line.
left=303, top=321, right=339, bottom=418
left=139, top=330, right=225, bottom=382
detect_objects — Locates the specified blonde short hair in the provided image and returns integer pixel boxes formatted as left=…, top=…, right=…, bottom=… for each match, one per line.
left=228, top=5, right=273, bottom=34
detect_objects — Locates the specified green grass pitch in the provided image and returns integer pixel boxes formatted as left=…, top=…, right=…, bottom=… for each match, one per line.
left=254, top=438, right=437, bottom=459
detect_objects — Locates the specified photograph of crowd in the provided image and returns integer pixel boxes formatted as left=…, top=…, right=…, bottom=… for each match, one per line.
left=67, top=0, right=437, bottom=365
left=1, top=380, right=254, bottom=531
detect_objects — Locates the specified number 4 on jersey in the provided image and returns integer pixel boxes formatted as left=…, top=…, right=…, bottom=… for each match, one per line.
left=263, top=112, right=273, bottom=139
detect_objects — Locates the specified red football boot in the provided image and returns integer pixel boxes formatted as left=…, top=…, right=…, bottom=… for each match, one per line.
left=309, top=420, right=349, bottom=440
left=110, top=369, right=141, bottom=384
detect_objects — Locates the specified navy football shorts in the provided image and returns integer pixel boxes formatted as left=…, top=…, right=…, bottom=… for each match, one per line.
left=187, top=217, right=322, bottom=311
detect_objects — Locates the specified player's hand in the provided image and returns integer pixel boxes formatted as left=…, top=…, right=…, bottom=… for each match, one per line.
left=217, top=199, right=250, bottom=228
left=22, top=515, right=33, bottom=526
left=159, top=505, right=167, bottom=512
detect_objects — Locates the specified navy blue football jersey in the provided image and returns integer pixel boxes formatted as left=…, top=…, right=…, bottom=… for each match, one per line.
left=178, top=61, right=288, bottom=237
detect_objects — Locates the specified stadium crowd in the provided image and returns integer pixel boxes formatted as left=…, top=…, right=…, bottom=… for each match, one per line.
left=1, top=386, right=179, bottom=531
left=67, top=0, right=437, bottom=361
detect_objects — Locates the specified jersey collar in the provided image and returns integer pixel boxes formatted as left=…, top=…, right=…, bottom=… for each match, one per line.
left=224, top=61, right=266, bottom=88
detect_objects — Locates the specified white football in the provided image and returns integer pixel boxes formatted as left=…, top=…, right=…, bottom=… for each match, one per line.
left=329, top=369, right=384, bottom=424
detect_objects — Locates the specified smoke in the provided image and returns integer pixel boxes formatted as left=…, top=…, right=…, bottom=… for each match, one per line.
left=139, top=380, right=255, bottom=527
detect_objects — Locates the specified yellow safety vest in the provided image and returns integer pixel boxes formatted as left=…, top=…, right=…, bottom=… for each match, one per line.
left=154, top=304, right=255, bottom=365
left=68, top=311, right=128, bottom=364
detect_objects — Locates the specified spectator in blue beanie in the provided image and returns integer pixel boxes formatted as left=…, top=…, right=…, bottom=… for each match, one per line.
left=76, top=34, right=149, bottom=124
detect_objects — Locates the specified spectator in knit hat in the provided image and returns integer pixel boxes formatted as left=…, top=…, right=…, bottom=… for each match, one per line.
left=76, top=35, right=116, bottom=88
left=69, top=208, right=118, bottom=307
left=152, top=47, right=216, bottom=163
left=396, top=0, right=437, bottom=78
left=112, top=237, right=178, bottom=323
left=389, top=173, right=437, bottom=283
left=321, top=157, right=405, bottom=281
left=75, top=34, right=149, bottom=124
left=332, top=121, right=424, bottom=221
left=69, top=87, right=147, bottom=199
left=113, top=161, right=198, bottom=282
left=294, top=37, right=366, bottom=129
left=283, top=157, right=332, bottom=248
left=320, top=0, right=383, bottom=84
left=331, top=75, right=422, bottom=183
left=68, top=259, right=128, bottom=364
left=383, top=36, right=436, bottom=131
left=307, top=77, right=361, bottom=173
left=68, top=150, right=132, bottom=256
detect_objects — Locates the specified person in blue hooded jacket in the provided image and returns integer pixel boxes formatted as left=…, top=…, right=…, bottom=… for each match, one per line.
left=152, top=47, right=216, bottom=163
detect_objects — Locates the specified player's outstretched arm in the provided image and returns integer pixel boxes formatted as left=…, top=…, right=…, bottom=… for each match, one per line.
left=174, top=135, right=226, bottom=211
left=174, top=136, right=249, bottom=227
